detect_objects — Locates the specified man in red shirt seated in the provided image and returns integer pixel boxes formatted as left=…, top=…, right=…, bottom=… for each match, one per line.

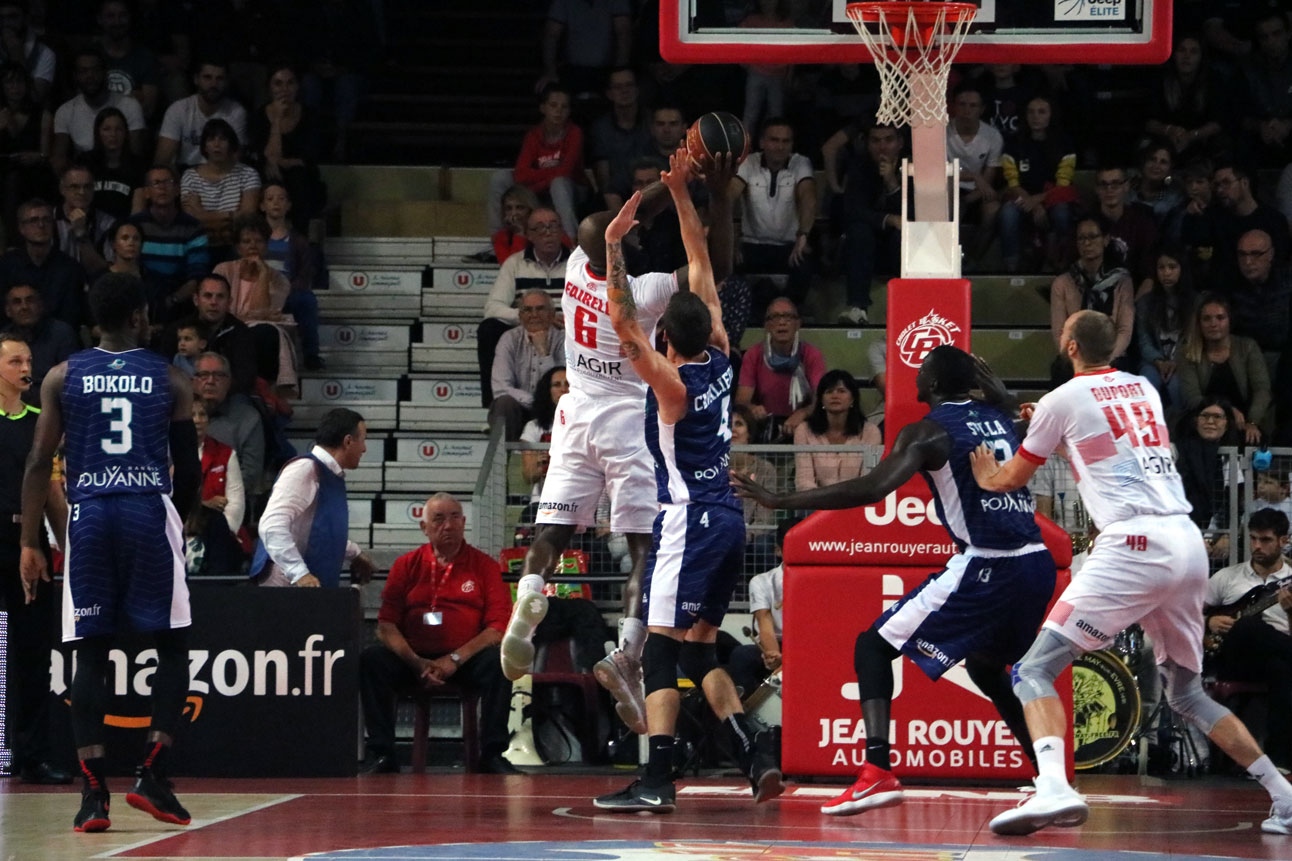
left=359, top=493, right=520, bottom=774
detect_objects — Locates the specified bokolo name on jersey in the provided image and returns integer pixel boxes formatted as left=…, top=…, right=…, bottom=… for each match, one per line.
left=692, top=365, right=733, bottom=412
left=81, top=374, right=155, bottom=394
left=76, top=463, right=167, bottom=491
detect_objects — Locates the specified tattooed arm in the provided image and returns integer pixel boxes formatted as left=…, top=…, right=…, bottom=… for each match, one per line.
left=605, top=192, right=687, bottom=423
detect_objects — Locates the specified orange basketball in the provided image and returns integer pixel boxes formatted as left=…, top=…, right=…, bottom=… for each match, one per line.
left=685, top=112, right=750, bottom=174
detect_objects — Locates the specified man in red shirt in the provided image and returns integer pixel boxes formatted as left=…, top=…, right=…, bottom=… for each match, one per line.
left=359, top=493, right=519, bottom=774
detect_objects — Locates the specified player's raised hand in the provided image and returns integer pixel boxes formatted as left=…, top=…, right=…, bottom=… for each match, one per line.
left=663, top=148, right=692, bottom=190
left=606, top=191, right=643, bottom=244
left=731, top=470, right=780, bottom=509
left=19, top=546, right=49, bottom=604
left=970, top=354, right=1014, bottom=409
left=702, top=152, right=737, bottom=197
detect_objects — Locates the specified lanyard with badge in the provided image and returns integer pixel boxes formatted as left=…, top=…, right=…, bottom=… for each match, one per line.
left=421, top=557, right=455, bottom=626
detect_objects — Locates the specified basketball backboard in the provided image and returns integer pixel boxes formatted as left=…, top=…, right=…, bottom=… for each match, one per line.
left=661, top=0, right=1171, bottom=66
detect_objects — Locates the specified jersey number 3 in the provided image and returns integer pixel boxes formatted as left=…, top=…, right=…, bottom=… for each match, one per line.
left=100, top=397, right=133, bottom=454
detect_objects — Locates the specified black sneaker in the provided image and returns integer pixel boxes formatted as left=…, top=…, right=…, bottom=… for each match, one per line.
left=73, top=789, right=111, bottom=832
left=748, top=729, right=785, bottom=804
left=125, top=768, right=192, bottom=826
left=592, top=779, right=676, bottom=813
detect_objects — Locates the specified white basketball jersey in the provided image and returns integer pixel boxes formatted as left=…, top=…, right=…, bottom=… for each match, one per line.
left=561, top=245, right=676, bottom=399
left=1020, top=368, right=1191, bottom=529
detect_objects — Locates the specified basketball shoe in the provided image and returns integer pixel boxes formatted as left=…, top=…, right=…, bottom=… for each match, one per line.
left=989, top=777, right=1087, bottom=835
left=593, top=779, right=676, bottom=813
left=73, top=788, right=111, bottom=832
left=593, top=649, right=647, bottom=734
left=125, top=767, right=192, bottom=826
left=1263, top=799, right=1292, bottom=835
left=500, top=589, right=548, bottom=681
left=821, top=761, right=904, bottom=815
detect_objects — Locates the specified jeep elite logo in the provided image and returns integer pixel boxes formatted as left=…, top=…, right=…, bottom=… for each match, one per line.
left=896, top=309, right=963, bottom=369
left=454, top=270, right=474, bottom=289
left=349, top=272, right=369, bottom=290
left=322, top=380, right=343, bottom=400
left=443, top=324, right=463, bottom=343
left=335, top=326, right=356, bottom=346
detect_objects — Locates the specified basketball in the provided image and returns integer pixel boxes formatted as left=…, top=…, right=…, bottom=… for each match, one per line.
left=685, top=112, right=750, bottom=174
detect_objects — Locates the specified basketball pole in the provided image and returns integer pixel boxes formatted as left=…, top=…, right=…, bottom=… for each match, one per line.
left=902, top=71, right=961, bottom=280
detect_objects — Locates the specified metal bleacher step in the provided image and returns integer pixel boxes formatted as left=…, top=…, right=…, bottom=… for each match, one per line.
left=382, top=435, right=492, bottom=494
left=295, top=376, right=401, bottom=431
left=399, top=375, right=487, bottom=432
left=411, top=320, right=478, bottom=374
left=317, top=323, right=412, bottom=374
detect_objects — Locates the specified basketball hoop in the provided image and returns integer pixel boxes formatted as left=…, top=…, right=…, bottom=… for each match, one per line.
left=846, top=1, right=978, bottom=128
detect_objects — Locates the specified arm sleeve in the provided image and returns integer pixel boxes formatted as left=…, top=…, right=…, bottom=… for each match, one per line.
left=1242, top=339, right=1272, bottom=428
left=223, top=449, right=245, bottom=532
left=259, top=458, right=318, bottom=583
left=803, top=344, right=827, bottom=390
left=491, top=330, right=532, bottom=406
left=122, top=97, right=146, bottom=131
left=1111, top=278, right=1135, bottom=359
left=748, top=572, right=772, bottom=612
left=158, top=102, right=182, bottom=143
left=1176, top=358, right=1203, bottom=412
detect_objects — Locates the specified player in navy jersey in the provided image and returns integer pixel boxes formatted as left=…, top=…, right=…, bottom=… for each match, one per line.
left=19, top=273, right=201, bottom=834
left=593, top=153, right=781, bottom=814
left=732, top=345, right=1057, bottom=818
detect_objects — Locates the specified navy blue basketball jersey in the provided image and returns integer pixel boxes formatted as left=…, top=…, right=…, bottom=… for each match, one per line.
left=645, top=346, right=739, bottom=510
left=63, top=348, right=173, bottom=503
left=923, top=399, right=1040, bottom=551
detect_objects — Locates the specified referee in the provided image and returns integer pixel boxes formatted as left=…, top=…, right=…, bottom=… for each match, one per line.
left=0, top=330, right=70, bottom=784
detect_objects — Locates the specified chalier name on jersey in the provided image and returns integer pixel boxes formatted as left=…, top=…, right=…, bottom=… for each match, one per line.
left=564, top=281, right=608, bottom=313
left=574, top=353, right=623, bottom=376
left=82, top=374, right=154, bottom=394
left=692, top=365, right=733, bottom=411
left=77, top=465, right=165, bottom=490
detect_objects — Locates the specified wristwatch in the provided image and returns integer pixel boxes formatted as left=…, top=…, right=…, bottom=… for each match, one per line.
left=449, top=652, right=462, bottom=665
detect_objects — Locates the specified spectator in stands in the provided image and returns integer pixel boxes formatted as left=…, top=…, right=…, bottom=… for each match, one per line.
left=106, top=219, right=143, bottom=279
left=1239, top=10, right=1292, bottom=168
left=1135, top=244, right=1197, bottom=414
left=95, top=0, right=161, bottom=120
left=83, top=106, right=147, bottom=221
left=1204, top=507, right=1292, bottom=774
left=947, top=82, right=1002, bottom=264
left=154, top=58, right=249, bottom=170
left=50, top=47, right=146, bottom=175
left=1, top=282, right=76, bottom=406
left=622, top=155, right=683, bottom=275
left=478, top=206, right=570, bottom=406
left=213, top=215, right=297, bottom=394
left=730, top=403, right=779, bottom=560
left=1184, top=160, right=1291, bottom=291
left=730, top=117, right=817, bottom=316
left=193, top=349, right=266, bottom=495
left=194, top=0, right=286, bottom=113
left=188, top=398, right=249, bottom=578
left=736, top=296, right=825, bottom=442
left=246, top=62, right=327, bottom=226
left=492, top=185, right=541, bottom=265
left=1177, top=293, right=1270, bottom=444
left=1228, top=229, right=1292, bottom=378
left=249, top=406, right=375, bottom=587
left=1175, top=396, right=1242, bottom=560
left=130, top=165, right=210, bottom=317
left=489, top=83, right=587, bottom=242
left=519, top=365, right=568, bottom=502
left=261, top=181, right=324, bottom=370
left=536, top=0, right=631, bottom=102
left=793, top=369, right=881, bottom=492
left=54, top=164, right=115, bottom=278
left=739, top=1, right=793, bottom=137
left=0, top=199, right=87, bottom=333
left=725, top=516, right=797, bottom=701
left=299, top=0, right=383, bottom=162
left=0, top=1, right=55, bottom=104
left=1049, top=216, right=1135, bottom=382
left=646, top=104, right=687, bottom=163
left=1129, top=139, right=1187, bottom=243
left=999, top=94, right=1077, bottom=273
left=160, top=273, right=258, bottom=396
left=0, top=61, right=53, bottom=242
left=360, top=492, right=518, bottom=774
left=1144, top=33, right=1227, bottom=161
left=171, top=320, right=205, bottom=377
left=982, top=63, right=1040, bottom=140
left=1092, top=163, right=1160, bottom=285
left=180, top=118, right=262, bottom=262
left=827, top=123, right=903, bottom=325
left=489, top=288, right=565, bottom=442
left=1252, top=468, right=1292, bottom=526
left=588, top=67, right=651, bottom=212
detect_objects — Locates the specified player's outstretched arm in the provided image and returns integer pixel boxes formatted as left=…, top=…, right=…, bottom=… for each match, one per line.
left=18, top=365, right=66, bottom=602
left=606, top=193, right=687, bottom=422
left=733, top=420, right=948, bottom=511
left=969, top=442, right=1040, bottom=493
left=663, top=150, right=728, bottom=356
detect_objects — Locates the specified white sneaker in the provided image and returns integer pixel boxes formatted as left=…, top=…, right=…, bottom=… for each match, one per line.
left=1262, top=800, right=1292, bottom=835
left=593, top=649, right=647, bottom=734
left=500, top=591, right=548, bottom=681
left=837, top=306, right=868, bottom=326
left=989, top=780, right=1088, bottom=836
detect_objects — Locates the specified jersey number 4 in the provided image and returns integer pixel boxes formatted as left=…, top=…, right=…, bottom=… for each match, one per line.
left=1101, top=401, right=1161, bottom=448
left=100, top=397, right=133, bottom=454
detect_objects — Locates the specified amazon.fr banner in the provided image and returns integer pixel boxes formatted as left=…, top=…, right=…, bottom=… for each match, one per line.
left=50, top=585, right=361, bottom=777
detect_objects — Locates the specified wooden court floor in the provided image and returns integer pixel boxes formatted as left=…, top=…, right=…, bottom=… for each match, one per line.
left=2, top=771, right=1290, bottom=861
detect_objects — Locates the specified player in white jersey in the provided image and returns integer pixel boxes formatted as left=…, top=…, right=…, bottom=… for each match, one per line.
left=971, top=310, right=1292, bottom=837
left=501, top=153, right=736, bottom=737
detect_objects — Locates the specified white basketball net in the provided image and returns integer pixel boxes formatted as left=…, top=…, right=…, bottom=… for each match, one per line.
left=846, top=2, right=977, bottom=128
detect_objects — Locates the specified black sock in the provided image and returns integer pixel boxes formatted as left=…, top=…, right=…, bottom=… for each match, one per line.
left=141, top=740, right=170, bottom=776
left=79, top=757, right=108, bottom=795
left=724, top=713, right=756, bottom=757
left=865, top=738, right=891, bottom=770
left=645, top=735, right=675, bottom=785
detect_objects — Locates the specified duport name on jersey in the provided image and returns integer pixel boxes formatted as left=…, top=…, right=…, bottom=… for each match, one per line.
left=81, top=375, right=155, bottom=394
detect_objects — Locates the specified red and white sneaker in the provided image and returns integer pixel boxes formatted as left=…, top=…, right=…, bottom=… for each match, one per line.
left=820, top=762, right=904, bottom=816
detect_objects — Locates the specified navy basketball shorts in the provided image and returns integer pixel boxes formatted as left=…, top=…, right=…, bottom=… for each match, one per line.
left=63, top=493, right=191, bottom=642
left=874, top=545, right=1056, bottom=680
left=642, top=502, right=745, bottom=629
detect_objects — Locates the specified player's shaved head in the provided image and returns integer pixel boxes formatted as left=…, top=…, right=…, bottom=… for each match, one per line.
left=1065, top=310, right=1117, bottom=366
left=578, top=211, right=614, bottom=271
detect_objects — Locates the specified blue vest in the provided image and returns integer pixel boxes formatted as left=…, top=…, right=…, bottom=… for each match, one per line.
left=249, top=455, right=350, bottom=587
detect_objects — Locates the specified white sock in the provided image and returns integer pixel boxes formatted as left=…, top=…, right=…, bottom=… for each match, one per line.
left=1248, top=755, right=1292, bottom=803
left=1033, top=736, right=1067, bottom=785
left=517, top=574, right=546, bottom=596
left=619, top=617, right=646, bottom=660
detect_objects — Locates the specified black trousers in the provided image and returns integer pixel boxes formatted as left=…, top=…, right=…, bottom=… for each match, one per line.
left=0, top=530, right=62, bottom=768
left=1215, top=617, right=1292, bottom=768
left=359, top=643, right=512, bottom=761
